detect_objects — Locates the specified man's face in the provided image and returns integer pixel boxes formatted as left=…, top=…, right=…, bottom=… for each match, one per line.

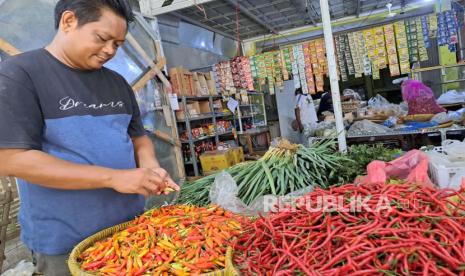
left=62, top=9, right=127, bottom=70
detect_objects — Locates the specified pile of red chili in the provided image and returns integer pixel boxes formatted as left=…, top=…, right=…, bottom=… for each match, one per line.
left=234, top=182, right=465, bottom=275
left=79, top=205, right=246, bottom=276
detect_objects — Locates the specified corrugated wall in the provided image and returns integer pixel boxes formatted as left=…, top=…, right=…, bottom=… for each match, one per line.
left=157, top=14, right=238, bottom=70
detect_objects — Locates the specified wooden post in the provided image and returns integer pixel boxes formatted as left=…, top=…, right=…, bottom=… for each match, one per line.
left=126, top=33, right=185, bottom=179
left=0, top=38, right=21, bottom=56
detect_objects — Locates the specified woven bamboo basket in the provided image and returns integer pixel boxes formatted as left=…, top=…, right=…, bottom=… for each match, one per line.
left=402, top=114, right=435, bottom=122
left=68, top=220, right=239, bottom=276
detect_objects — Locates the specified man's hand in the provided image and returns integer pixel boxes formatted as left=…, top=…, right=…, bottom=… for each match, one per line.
left=150, top=167, right=180, bottom=195
left=109, top=168, right=178, bottom=197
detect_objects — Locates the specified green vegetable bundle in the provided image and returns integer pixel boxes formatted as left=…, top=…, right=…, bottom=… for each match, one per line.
left=329, top=144, right=402, bottom=185
left=177, top=139, right=351, bottom=206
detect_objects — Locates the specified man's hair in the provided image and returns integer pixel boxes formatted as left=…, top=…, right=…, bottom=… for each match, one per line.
left=54, top=0, right=134, bottom=29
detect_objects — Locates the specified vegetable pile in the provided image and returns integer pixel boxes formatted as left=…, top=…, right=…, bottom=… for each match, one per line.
left=234, top=182, right=465, bottom=275
left=177, top=139, right=351, bottom=206
left=79, top=205, right=245, bottom=276
left=329, top=144, right=402, bottom=185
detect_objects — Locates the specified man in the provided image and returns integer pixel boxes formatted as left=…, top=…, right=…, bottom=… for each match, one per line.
left=317, top=90, right=359, bottom=121
left=293, top=88, right=318, bottom=144
left=0, top=1, right=179, bottom=274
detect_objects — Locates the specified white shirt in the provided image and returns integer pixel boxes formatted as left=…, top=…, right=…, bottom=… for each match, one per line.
left=296, top=94, right=318, bottom=127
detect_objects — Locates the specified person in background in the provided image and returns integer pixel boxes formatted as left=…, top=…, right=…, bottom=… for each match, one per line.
left=317, top=89, right=358, bottom=121
left=293, top=88, right=318, bottom=144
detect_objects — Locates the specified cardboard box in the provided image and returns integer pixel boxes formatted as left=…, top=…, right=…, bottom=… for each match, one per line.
left=230, top=147, right=245, bottom=164
left=175, top=110, right=186, bottom=120
left=169, top=67, right=195, bottom=96
left=200, top=149, right=235, bottom=173
left=169, top=67, right=183, bottom=95
left=198, top=74, right=209, bottom=95
left=176, top=102, right=200, bottom=119
left=206, top=72, right=218, bottom=95
left=192, top=73, right=210, bottom=96
left=186, top=101, right=200, bottom=117
left=198, top=101, right=211, bottom=114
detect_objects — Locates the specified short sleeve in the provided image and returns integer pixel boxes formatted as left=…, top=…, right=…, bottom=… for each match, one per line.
left=0, top=61, right=43, bottom=150
left=126, top=84, right=146, bottom=138
left=295, top=95, right=301, bottom=108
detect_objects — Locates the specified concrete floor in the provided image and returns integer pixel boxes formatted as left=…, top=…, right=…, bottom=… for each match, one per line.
left=2, top=237, right=32, bottom=273
left=0, top=192, right=175, bottom=274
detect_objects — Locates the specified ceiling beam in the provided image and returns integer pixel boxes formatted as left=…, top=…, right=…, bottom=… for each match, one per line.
left=224, top=0, right=278, bottom=34
left=139, top=0, right=215, bottom=16
left=196, top=0, right=289, bottom=21
left=221, top=7, right=297, bottom=27
left=356, top=0, right=361, bottom=17
left=290, top=0, right=317, bottom=25
left=171, top=11, right=237, bottom=40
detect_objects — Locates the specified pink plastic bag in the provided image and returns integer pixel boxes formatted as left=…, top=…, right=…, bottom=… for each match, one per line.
left=362, top=150, right=434, bottom=187
left=402, top=80, right=446, bottom=115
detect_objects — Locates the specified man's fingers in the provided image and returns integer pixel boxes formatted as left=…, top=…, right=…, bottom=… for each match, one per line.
left=165, top=177, right=180, bottom=191
left=153, top=168, right=168, bottom=179
left=148, top=173, right=164, bottom=185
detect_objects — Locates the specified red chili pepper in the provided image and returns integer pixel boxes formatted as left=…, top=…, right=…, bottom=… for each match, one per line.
left=235, top=182, right=465, bottom=275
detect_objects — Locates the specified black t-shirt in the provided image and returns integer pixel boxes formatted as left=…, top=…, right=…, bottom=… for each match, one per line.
left=0, top=48, right=146, bottom=254
left=317, top=92, right=333, bottom=116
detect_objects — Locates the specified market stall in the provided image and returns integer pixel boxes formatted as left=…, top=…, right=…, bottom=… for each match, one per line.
left=68, top=139, right=465, bottom=275
left=2, top=0, right=465, bottom=275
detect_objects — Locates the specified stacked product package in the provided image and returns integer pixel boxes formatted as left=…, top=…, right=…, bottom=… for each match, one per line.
left=240, top=57, right=254, bottom=90
left=292, top=45, right=301, bottom=90
left=438, top=10, right=459, bottom=52
left=274, top=51, right=284, bottom=88
left=428, top=14, right=439, bottom=38
left=335, top=35, right=348, bottom=81
left=249, top=56, right=258, bottom=80
left=256, top=54, right=266, bottom=86
left=342, top=35, right=355, bottom=76
left=303, top=43, right=316, bottom=94
left=281, top=48, right=292, bottom=80
left=421, top=16, right=431, bottom=48
left=296, top=45, right=309, bottom=94
left=415, top=18, right=429, bottom=61
left=405, top=19, right=420, bottom=63
left=230, top=57, right=241, bottom=88
left=347, top=32, right=365, bottom=78
left=394, top=21, right=411, bottom=74
left=314, top=39, right=327, bottom=92
left=384, top=24, right=400, bottom=77
left=264, top=52, right=275, bottom=94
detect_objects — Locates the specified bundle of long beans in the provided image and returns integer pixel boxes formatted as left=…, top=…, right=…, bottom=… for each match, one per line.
left=177, top=139, right=352, bottom=206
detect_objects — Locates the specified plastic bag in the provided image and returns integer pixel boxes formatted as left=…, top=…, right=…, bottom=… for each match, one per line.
left=431, top=112, right=450, bottom=124
left=383, top=116, right=398, bottom=128
left=368, top=94, right=390, bottom=109
left=209, top=171, right=313, bottom=216
left=442, top=139, right=465, bottom=161
left=362, top=150, right=434, bottom=187
left=448, top=108, right=465, bottom=122
left=368, top=95, right=406, bottom=117
left=395, top=121, right=439, bottom=132
left=402, top=80, right=446, bottom=115
left=314, top=121, right=337, bottom=137
left=348, top=120, right=392, bottom=136
left=437, top=90, right=465, bottom=105
left=1, top=260, right=35, bottom=276
left=343, top=89, right=362, bottom=101
left=209, top=172, right=251, bottom=215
